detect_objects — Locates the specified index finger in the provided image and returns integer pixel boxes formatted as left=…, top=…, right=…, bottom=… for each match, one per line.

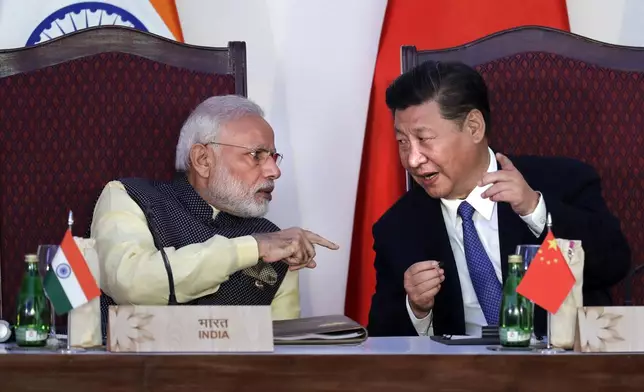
left=496, top=152, right=516, bottom=171
left=305, top=230, right=340, bottom=250
left=408, top=260, right=441, bottom=275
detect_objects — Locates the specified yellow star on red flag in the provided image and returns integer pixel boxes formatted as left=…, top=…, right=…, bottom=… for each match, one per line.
left=548, top=238, right=558, bottom=250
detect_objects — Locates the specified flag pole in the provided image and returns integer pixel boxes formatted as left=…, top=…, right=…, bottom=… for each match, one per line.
left=546, top=213, right=553, bottom=351
left=64, top=210, right=74, bottom=353
left=540, top=213, right=565, bottom=354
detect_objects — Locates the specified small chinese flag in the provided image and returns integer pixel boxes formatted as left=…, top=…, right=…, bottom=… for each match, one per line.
left=516, top=231, right=576, bottom=314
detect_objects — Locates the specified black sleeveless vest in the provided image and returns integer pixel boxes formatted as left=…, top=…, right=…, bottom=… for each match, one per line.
left=99, top=174, right=289, bottom=337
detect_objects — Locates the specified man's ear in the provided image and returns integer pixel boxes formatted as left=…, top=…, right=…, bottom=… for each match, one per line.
left=188, top=144, right=213, bottom=178
left=463, top=109, right=486, bottom=143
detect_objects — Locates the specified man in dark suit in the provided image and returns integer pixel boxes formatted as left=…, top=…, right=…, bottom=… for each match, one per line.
left=367, top=60, right=631, bottom=338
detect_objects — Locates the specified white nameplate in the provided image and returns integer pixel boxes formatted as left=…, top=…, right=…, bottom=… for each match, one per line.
left=107, top=305, right=273, bottom=353
left=575, top=306, right=644, bottom=353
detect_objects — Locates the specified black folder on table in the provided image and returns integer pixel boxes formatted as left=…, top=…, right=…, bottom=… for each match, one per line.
left=430, top=326, right=500, bottom=345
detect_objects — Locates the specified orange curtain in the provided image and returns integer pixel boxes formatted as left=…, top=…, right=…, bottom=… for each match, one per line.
left=150, top=0, right=184, bottom=42
left=345, top=0, right=570, bottom=326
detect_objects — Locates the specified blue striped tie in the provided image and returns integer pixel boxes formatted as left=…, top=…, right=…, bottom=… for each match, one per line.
left=457, top=201, right=502, bottom=326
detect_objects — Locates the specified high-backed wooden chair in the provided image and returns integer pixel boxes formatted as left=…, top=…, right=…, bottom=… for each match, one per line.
left=401, top=26, right=643, bottom=305
left=0, top=26, right=247, bottom=322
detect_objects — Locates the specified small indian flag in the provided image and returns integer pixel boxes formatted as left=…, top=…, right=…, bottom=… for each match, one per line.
left=43, top=229, right=100, bottom=315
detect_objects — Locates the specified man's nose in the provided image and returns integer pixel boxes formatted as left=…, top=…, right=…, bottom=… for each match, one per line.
left=263, top=158, right=281, bottom=180
left=407, top=143, right=428, bottom=169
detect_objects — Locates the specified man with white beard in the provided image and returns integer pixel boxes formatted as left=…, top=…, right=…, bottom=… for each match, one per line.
left=91, top=95, right=338, bottom=328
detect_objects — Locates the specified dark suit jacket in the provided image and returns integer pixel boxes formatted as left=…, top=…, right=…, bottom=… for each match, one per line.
left=367, top=155, right=631, bottom=337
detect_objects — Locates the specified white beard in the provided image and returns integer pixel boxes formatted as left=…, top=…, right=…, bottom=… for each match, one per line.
left=207, top=163, right=272, bottom=218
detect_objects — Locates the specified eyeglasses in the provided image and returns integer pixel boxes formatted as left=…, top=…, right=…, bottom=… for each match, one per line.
left=207, top=142, right=283, bottom=166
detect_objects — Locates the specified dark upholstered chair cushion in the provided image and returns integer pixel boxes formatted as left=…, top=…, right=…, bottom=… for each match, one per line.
left=474, top=52, right=643, bottom=305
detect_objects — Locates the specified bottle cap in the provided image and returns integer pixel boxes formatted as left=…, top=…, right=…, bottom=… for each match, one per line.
left=25, top=254, right=38, bottom=263
left=508, top=254, right=523, bottom=264
left=0, top=320, right=11, bottom=343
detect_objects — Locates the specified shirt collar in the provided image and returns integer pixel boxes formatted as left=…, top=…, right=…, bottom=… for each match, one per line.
left=441, top=147, right=496, bottom=228
left=210, top=205, right=220, bottom=219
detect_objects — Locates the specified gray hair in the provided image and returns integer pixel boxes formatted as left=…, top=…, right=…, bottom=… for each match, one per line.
left=175, top=95, right=265, bottom=171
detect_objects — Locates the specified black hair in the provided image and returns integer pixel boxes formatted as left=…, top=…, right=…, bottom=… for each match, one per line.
left=385, top=60, right=491, bottom=134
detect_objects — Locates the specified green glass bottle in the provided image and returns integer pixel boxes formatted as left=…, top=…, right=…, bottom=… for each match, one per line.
left=15, top=254, right=50, bottom=347
left=499, top=254, right=532, bottom=347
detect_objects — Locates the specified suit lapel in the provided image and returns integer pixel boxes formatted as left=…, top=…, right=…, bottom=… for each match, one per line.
left=414, top=191, right=465, bottom=335
left=497, top=201, right=526, bottom=281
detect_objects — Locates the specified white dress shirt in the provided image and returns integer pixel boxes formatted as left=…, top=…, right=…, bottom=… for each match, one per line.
left=406, top=148, right=547, bottom=336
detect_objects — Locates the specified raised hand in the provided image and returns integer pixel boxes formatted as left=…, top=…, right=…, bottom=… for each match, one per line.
left=404, top=261, right=444, bottom=318
left=252, top=227, right=339, bottom=271
left=480, top=152, right=540, bottom=216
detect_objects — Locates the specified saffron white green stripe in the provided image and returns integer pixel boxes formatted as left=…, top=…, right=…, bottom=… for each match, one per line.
left=43, top=230, right=100, bottom=315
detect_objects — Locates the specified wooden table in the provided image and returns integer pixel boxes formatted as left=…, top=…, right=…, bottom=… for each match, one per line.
left=2, top=337, right=643, bottom=391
